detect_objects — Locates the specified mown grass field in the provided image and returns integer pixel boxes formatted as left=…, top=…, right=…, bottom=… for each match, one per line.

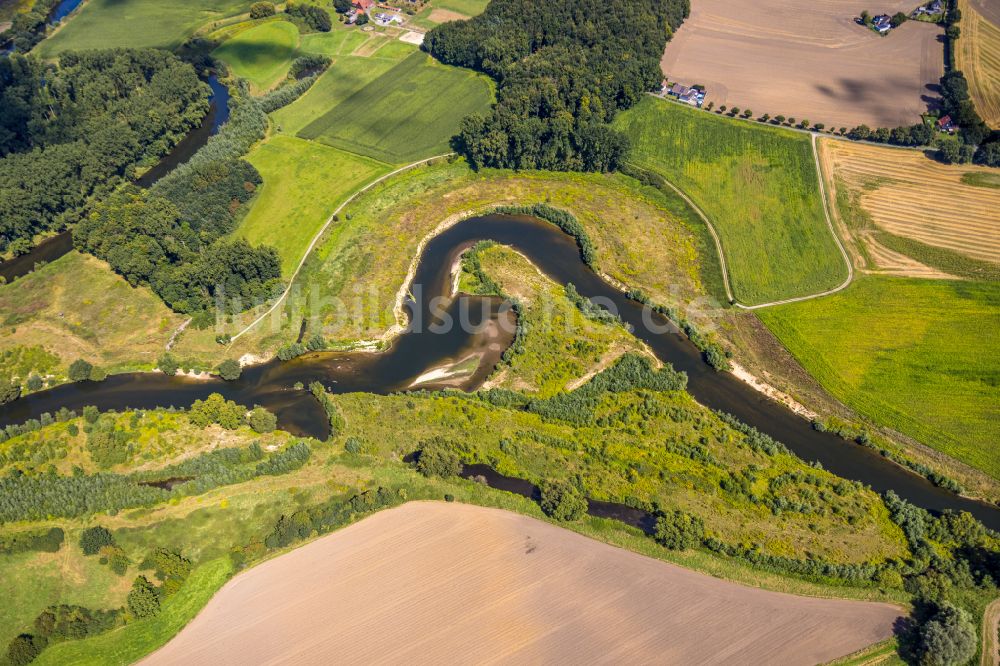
left=235, top=135, right=390, bottom=273
left=211, top=20, right=300, bottom=93
left=958, top=0, right=1000, bottom=128
left=820, top=138, right=1000, bottom=279
left=757, top=276, right=1000, bottom=479
left=431, top=0, right=489, bottom=15
left=298, top=26, right=371, bottom=56
left=298, top=51, right=493, bottom=163
left=614, top=97, right=847, bottom=305
left=36, top=0, right=250, bottom=54
left=270, top=48, right=412, bottom=135
left=409, top=0, right=489, bottom=29
left=0, top=252, right=183, bottom=377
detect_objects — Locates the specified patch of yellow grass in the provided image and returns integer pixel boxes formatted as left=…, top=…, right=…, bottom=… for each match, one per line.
left=958, top=0, right=1000, bottom=128
left=819, top=138, right=1000, bottom=265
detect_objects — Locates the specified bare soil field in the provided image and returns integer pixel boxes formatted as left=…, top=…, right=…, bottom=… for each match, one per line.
left=143, top=502, right=901, bottom=665
left=427, top=8, right=467, bottom=22
left=819, top=138, right=1000, bottom=269
left=970, top=0, right=1000, bottom=27
left=958, top=0, right=1000, bottom=128
left=661, top=0, right=944, bottom=129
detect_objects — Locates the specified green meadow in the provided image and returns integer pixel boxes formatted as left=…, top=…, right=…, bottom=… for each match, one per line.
left=235, top=134, right=389, bottom=274
left=298, top=51, right=493, bottom=163
left=212, top=20, right=300, bottom=92
left=614, top=97, right=847, bottom=305
left=757, top=277, right=1000, bottom=479
left=37, top=0, right=249, bottom=54
left=270, top=51, right=411, bottom=135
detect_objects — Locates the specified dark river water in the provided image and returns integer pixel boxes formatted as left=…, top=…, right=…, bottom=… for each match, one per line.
left=48, top=0, right=83, bottom=24
left=1, top=213, right=998, bottom=528
left=134, top=75, right=231, bottom=187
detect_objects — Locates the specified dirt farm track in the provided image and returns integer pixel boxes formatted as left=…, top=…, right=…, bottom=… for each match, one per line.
left=661, top=0, right=944, bottom=129
left=143, top=502, right=902, bottom=665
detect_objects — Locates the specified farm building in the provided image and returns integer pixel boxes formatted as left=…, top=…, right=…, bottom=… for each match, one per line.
left=913, top=0, right=943, bottom=17
left=353, top=0, right=374, bottom=11
left=665, top=82, right=706, bottom=107
left=872, top=14, right=892, bottom=33
left=937, top=115, right=955, bottom=131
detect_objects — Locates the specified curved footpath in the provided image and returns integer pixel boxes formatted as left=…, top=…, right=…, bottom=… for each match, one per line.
left=229, top=127, right=854, bottom=348
left=141, top=502, right=902, bottom=666
left=229, top=153, right=455, bottom=343
left=983, top=597, right=1000, bottom=666
left=731, top=133, right=854, bottom=310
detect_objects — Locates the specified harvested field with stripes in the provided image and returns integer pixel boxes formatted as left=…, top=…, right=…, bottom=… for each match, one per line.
left=819, top=139, right=1000, bottom=276
left=143, top=502, right=902, bottom=665
left=958, top=0, right=1000, bottom=128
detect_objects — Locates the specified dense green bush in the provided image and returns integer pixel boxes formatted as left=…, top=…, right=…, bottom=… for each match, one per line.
left=248, top=406, right=277, bottom=433
left=157, top=354, right=179, bottom=376
left=217, top=359, right=242, bottom=381
left=491, top=204, right=596, bottom=264
left=259, top=74, right=319, bottom=113
left=415, top=438, right=463, bottom=477
left=623, top=283, right=730, bottom=371
left=918, top=603, right=977, bottom=666
left=0, top=378, right=21, bottom=404
left=285, top=2, right=331, bottom=31
left=79, top=526, right=115, bottom=556
left=140, top=548, right=192, bottom=596
left=344, top=437, right=363, bottom=455
left=188, top=393, right=246, bottom=429
left=249, top=2, right=275, bottom=19
left=33, top=604, right=122, bottom=644
left=525, top=354, right=687, bottom=425
left=289, top=54, right=330, bottom=78
left=309, top=382, right=344, bottom=437
left=127, top=576, right=160, bottom=620
left=564, top=282, right=620, bottom=324
left=654, top=510, right=705, bottom=549
left=6, top=634, right=42, bottom=666
left=86, top=414, right=135, bottom=468
left=0, top=527, right=64, bottom=554
left=539, top=479, right=587, bottom=521
left=67, top=359, right=93, bottom=382
left=260, top=486, right=400, bottom=552
left=277, top=342, right=307, bottom=361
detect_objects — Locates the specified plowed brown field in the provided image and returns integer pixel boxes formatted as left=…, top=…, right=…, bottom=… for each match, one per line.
left=820, top=138, right=1000, bottom=266
left=661, top=0, right=943, bottom=129
left=143, top=502, right=902, bottom=665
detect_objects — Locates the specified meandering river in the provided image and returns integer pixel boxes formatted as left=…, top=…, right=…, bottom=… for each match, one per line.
left=1, top=212, right=998, bottom=528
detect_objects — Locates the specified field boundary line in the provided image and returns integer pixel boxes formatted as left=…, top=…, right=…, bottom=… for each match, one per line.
left=734, top=133, right=854, bottom=310
left=230, top=152, right=454, bottom=342
left=628, top=161, right=735, bottom=304
left=982, top=596, right=1000, bottom=666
